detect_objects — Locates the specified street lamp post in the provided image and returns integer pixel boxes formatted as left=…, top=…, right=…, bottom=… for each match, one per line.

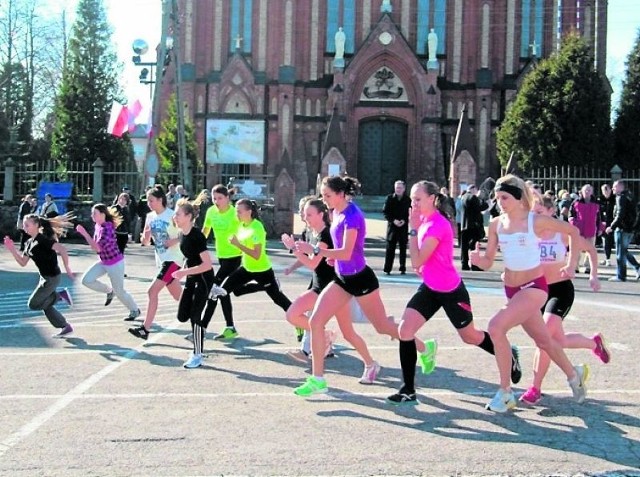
left=131, top=39, right=156, bottom=100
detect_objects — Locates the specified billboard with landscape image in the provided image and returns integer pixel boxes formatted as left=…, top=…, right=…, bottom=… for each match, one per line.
left=206, top=119, right=265, bottom=164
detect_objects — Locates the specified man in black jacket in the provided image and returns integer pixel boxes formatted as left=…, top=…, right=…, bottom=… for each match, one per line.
left=460, top=184, right=488, bottom=271
left=382, top=180, right=411, bottom=275
left=606, top=180, right=640, bottom=281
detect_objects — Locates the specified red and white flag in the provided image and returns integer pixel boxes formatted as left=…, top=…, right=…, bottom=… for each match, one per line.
left=107, top=101, right=129, bottom=137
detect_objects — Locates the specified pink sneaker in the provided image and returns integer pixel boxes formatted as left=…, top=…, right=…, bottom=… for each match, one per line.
left=592, top=333, right=611, bottom=364
left=519, top=386, right=541, bottom=405
left=359, top=361, right=381, bottom=384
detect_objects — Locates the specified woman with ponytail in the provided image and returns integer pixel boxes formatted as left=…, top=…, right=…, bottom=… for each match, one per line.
left=282, top=197, right=376, bottom=365
left=387, top=181, right=521, bottom=405
left=76, top=204, right=140, bottom=321
left=128, top=185, right=184, bottom=340
left=470, top=174, right=589, bottom=412
left=3, top=213, right=75, bottom=337
left=171, top=198, right=216, bottom=368
left=208, top=198, right=292, bottom=334
left=292, top=175, right=430, bottom=397
left=199, top=184, right=243, bottom=340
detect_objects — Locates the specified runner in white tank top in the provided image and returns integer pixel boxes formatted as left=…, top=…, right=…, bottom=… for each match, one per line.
left=520, top=195, right=610, bottom=405
left=470, top=174, right=590, bottom=413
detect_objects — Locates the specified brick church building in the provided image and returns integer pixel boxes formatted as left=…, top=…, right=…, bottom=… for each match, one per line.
left=161, top=0, right=608, bottom=196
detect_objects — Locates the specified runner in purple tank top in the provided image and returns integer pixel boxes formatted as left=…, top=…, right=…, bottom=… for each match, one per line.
left=292, top=175, right=428, bottom=397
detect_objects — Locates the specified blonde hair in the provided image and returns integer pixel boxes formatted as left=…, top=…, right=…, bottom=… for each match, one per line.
left=496, top=174, right=535, bottom=211
left=176, top=197, right=199, bottom=221
left=24, top=212, right=76, bottom=241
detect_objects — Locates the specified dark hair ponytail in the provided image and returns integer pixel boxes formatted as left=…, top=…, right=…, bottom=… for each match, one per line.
left=322, top=175, right=361, bottom=197
left=433, top=192, right=454, bottom=220
left=236, top=198, right=260, bottom=219
left=413, top=181, right=454, bottom=220
left=147, top=185, right=168, bottom=207
left=305, top=198, right=331, bottom=227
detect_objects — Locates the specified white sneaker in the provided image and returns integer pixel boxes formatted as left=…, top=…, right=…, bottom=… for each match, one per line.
left=208, top=284, right=228, bottom=300
left=568, top=364, right=589, bottom=403
left=485, top=389, right=517, bottom=413
left=183, top=353, right=204, bottom=369
left=605, top=259, right=611, bottom=267
left=359, top=361, right=381, bottom=384
left=635, top=268, right=640, bottom=281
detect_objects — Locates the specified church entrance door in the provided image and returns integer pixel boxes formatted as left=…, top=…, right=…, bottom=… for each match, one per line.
left=357, top=119, right=407, bottom=195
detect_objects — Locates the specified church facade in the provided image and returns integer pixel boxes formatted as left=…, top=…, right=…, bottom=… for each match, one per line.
left=163, top=0, right=608, bottom=196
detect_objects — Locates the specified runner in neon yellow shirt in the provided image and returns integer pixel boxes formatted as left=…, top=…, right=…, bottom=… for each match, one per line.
left=201, top=185, right=242, bottom=340
left=209, top=199, right=292, bottom=323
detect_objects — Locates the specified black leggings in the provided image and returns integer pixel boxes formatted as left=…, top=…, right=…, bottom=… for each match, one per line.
left=221, top=267, right=291, bottom=316
left=202, top=256, right=242, bottom=328
left=177, top=273, right=215, bottom=355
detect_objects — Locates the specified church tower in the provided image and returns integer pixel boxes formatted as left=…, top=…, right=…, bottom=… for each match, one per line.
left=160, top=0, right=608, bottom=196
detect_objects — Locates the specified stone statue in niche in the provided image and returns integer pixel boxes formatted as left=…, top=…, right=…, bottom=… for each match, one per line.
left=334, top=27, right=346, bottom=68
left=335, top=27, right=345, bottom=59
left=427, top=28, right=439, bottom=70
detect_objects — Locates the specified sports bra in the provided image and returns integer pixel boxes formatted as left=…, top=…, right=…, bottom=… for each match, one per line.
left=538, top=232, right=568, bottom=264
left=497, top=212, right=541, bottom=271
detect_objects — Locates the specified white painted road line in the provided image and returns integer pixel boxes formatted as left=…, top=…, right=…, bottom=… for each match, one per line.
left=0, top=320, right=187, bottom=459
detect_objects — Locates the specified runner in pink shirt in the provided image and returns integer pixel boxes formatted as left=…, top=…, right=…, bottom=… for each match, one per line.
left=387, top=181, right=522, bottom=405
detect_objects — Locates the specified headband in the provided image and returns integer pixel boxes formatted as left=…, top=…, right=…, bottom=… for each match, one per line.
left=494, top=183, right=523, bottom=200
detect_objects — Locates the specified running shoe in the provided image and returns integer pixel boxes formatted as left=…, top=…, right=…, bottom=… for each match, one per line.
left=52, top=323, right=73, bottom=339
left=418, top=338, right=438, bottom=375
left=511, top=345, right=522, bottom=384
left=105, top=291, right=114, bottom=306
left=293, top=376, right=328, bottom=396
left=286, top=350, right=309, bottom=364
left=214, top=326, right=238, bottom=340
left=592, top=333, right=611, bottom=364
left=123, top=308, right=141, bottom=322
left=519, top=386, right=542, bottom=405
left=58, top=288, right=73, bottom=308
left=485, top=389, right=517, bottom=413
left=208, top=284, right=228, bottom=300
left=568, top=364, right=589, bottom=403
left=128, top=326, right=149, bottom=340
left=295, top=327, right=305, bottom=342
left=386, top=391, right=418, bottom=406
left=359, top=361, right=381, bottom=384
left=183, top=353, right=204, bottom=369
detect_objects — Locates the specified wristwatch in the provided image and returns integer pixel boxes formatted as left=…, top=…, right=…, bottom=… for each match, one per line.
left=409, top=229, right=418, bottom=237
left=312, top=245, right=320, bottom=255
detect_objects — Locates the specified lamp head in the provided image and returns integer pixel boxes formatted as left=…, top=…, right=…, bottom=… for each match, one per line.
left=132, top=38, right=149, bottom=55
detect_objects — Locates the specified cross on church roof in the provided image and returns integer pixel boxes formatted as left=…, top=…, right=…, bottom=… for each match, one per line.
left=234, top=34, right=243, bottom=50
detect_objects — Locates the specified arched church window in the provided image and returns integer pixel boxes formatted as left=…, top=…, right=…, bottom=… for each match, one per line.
left=326, top=0, right=355, bottom=54
left=520, top=0, right=544, bottom=58
left=229, top=0, right=253, bottom=54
